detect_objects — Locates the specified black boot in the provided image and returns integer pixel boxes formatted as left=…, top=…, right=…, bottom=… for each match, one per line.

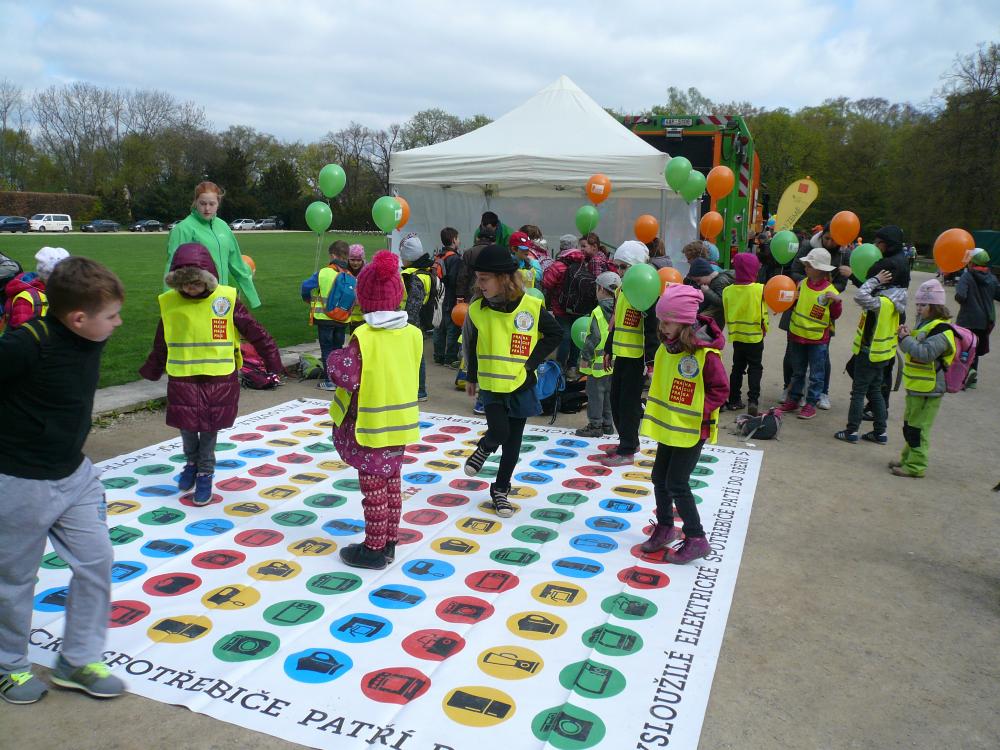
left=339, top=542, right=387, bottom=570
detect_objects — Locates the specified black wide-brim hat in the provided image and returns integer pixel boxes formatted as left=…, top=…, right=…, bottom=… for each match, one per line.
left=472, top=244, right=518, bottom=274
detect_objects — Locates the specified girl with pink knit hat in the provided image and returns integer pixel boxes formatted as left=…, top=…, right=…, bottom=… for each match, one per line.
left=345, top=244, right=366, bottom=333
left=327, top=250, right=423, bottom=569
left=638, top=284, right=729, bottom=564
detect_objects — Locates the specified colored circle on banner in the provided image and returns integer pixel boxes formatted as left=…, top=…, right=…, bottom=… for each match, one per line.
left=34, top=586, right=70, bottom=612
left=134, top=464, right=174, bottom=476
left=689, top=478, right=708, bottom=490
left=264, top=599, right=325, bottom=626
left=109, top=525, right=143, bottom=545
left=478, top=645, right=544, bottom=680
left=598, top=498, right=641, bottom=513
left=304, top=441, right=335, bottom=454
left=213, top=630, right=280, bottom=662
left=556, top=438, right=588, bottom=448
left=332, top=477, right=361, bottom=491
left=507, top=485, right=537, bottom=500
left=102, top=476, right=137, bottom=490
left=629, top=543, right=671, bottom=565
left=234, top=528, right=284, bottom=547
left=531, top=459, right=565, bottom=471
left=611, top=484, right=649, bottom=498
left=360, top=666, right=430, bottom=705
left=403, top=508, right=448, bottom=525
left=439, top=425, right=471, bottom=434
left=306, top=571, right=362, bottom=596
left=143, top=572, right=202, bottom=597
left=490, top=547, right=540, bottom=567
left=531, top=703, right=606, bottom=748
left=428, top=492, right=470, bottom=508
left=432, top=537, right=480, bottom=555
left=514, top=471, right=552, bottom=485
left=531, top=508, right=575, bottom=524
left=201, top=584, right=260, bottom=610
left=512, top=525, right=559, bottom=544
left=455, top=516, right=503, bottom=535
left=551, top=557, right=604, bottom=578
left=545, top=448, right=578, bottom=459
left=617, top=566, right=670, bottom=590
left=248, top=463, right=284, bottom=477
left=397, top=528, right=423, bottom=545
left=436, top=596, right=495, bottom=624
left=402, top=471, right=441, bottom=485
left=330, top=613, right=393, bottom=643
left=147, top=615, right=212, bottom=644
left=303, top=493, right=347, bottom=509
left=216, top=476, right=256, bottom=492
left=265, top=438, right=298, bottom=449
left=258, top=485, right=300, bottom=501
left=192, top=549, right=246, bottom=569
left=423, top=434, right=455, bottom=444
left=231, top=433, right=263, bottom=442
left=287, top=537, right=337, bottom=557
left=407, top=443, right=436, bottom=454
left=690, top=465, right=714, bottom=477
left=138, top=505, right=185, bottom=524
left=531, top=581, right=587, bottom=607
left=105, top=500, right=140, bottom=515
left=548, top=492, right=588, bottom=507
left=291, top=428, right=323, bottom=437
left=248, top=559, right=302, bottom=581
left=212, top=458, right=247, bottom=471
left=585, top=516, right=630, bottom=532
left=506, top=610, right=568, bottom=640
left=108, top=599, right=151, bottom=628
left=581, top=624, right=644, bottom=656
left=224, top=501, right=269, bottom=518
left=600, top=592, right=658, bottom=621
left=569, top=534, right=618, bottom=554
left=403, top=558, right=456, bottom=582
left=110, top=560, right=147, bottom=582
left=698, top=453, right=719, bottom=463
left=287, top=472, right=326, bottom=485
left=322, top=518, right=365, bottom=536
left=475, top=499, right=522, bottom=517
left=450, top=478, right=489, bottom=492
left=185, top=518, right=234, bottom=536
left=257, top=424, right=287, bottom=432
left=40, top=552, right=69, bottom=570
left=402, top=629, right=467, bottom=661
left=272, top=509, right=318, bottom=527
left=558, top=660, right=626, bottom=699
left=521, top=434, right=547, bottom=442
left=444, top=448, right=473, bottom=459
left=316, top=460, right=348, bottom=472
left=621, top=470, right=651, bottom=482
left=424, top=459, right=460, bottom=472
left=465, top=569, right=519, bottom=593
left=179, top=491, right=221, bottom=508
left=442, top=685, right=516, bottom=726
left=284, top=648, right=352, bottom=684
left=369, top=584, right=426, bottom=610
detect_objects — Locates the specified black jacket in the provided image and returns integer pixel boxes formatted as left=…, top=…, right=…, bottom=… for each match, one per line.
left=847, top=243, right=911, bottom=289
left=955, top=267, right=1000, bottom=330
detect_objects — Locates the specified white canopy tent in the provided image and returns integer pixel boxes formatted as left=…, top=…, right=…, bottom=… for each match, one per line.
left=389, top=75, right=696, bottom=263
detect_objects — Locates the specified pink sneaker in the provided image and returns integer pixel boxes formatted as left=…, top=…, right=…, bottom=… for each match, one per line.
left=600, top=453, right=635, bottom=468
left=797, top=403, right=817, bottom=419
left=640, top=522, right=682, bottom=553
left=777, top=399, right=800, bottom=413
left=666, top=536, right=712, bottom=564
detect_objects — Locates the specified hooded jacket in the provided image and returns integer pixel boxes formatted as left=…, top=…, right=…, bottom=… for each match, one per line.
left=697, top=270, right=735, bottom=329
left=955, top=267, right=1000, bottom=330
left=140, top=243, right=281, bottom=432
left=541, top=248, right=586, bottom=317
left=846, top=226, right=911, bottom=290
left=3, top=273, right=46, bottom=328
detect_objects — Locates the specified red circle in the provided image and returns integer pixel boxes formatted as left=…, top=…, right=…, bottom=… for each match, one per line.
left=401, top=629, right=466, bottom=661
left=256, top=424, right=288, bottom=432
left=576, top=465, right=612, bottom=477
left=449, top=478, right=488, bottom=492
left=248, top=464, right=286, bottom=477
left=396, top=528, right=423, bottom=545
left=216, top=477, right=257, bottom=492
left=435, top=596, right=495, bottom=624
left=423, top=434, right=455, bottom=444
left=108, top=599, right=151, bottom=628
left=230, top=433, right=262, bottom=442
left=142, top=572, right=202, bottom=597
left=191, top=549, right=247, bottom=570
left=617, top=566, right=670, bottom=590
left=303, top=407, right=329, bottom=415
left=439, top=425, right=471, bottom=434
left=280, top=415, right=310, bottom=423
left=464, top=569, right=520, bottom=593
left=360, top=667, right=431, bottom=704
left=586, top=453, right=610, bottom=462
left=400, top=454, right=417, bottom=464
left=629, top=544, right=671, bottom=565
left=234, top=529, right=285, bottom=547
left=405, top=443, right=436, bottom=454
left=597, top=443, right=617, bottom=453
left=402, top=509, right=448, bottom=525
left=563, top=478, right=601, bottom=491
left=427, top=493, right=469, bottom=508
left=277, top=453, right=313, bottom=464
left=179, top=492, right=222, bottom=507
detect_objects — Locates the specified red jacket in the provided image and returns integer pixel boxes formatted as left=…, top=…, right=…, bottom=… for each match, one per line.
left=541, top=249, right=585, bottom=317
left=3, top=274, right=46, bottom=328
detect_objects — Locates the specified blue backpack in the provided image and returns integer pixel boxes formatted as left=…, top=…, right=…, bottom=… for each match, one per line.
left=325, top=272, right=357, bottom=323
left=534, top=360, right=566, bottom=424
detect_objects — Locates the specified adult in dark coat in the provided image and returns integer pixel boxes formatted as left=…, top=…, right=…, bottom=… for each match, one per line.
left=955, top=251, right=1000, bottom=383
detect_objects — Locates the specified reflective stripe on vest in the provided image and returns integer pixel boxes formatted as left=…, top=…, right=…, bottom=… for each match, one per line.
left=12, top=288, right=48, bottom=320
left=788, top=281, right=838, bottom=340
left=579, top=305, right=613, bottom=378
left=312, top=266, right=338, bottom=322
left=611, top=292, right=644, bottom=358
left=852, top=295, right=900, bottom=362
left=722, top=283, right=767, bottom=343
left=400, top=268, right=430, bottom=309
left=902, top=320, right=955, bottom=393
left=640, top=346, right=720, bottom=448
left=159, top=286, right=241, bottom=376
left=329, top=324, right=422, bottom=448
left=467, top=294, right=543, bottom=393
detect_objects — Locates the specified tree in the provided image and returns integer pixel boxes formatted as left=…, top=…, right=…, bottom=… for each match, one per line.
left=255, top=159, right=302, bottom=228
left=400, top=108, right=463, bottom=149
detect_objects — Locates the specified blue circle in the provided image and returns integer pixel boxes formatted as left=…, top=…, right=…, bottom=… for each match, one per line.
left=514, top=471, right=552, bottom=485
left=283, top=648, right=353, bottom=684
left=329, top=613, right=393, bottom=644
left=322, top=518, right=365, bottom=536
left=213, top=459, right=247, bottom=471
left=530, top=459, right=566, bottom=471
left=140, top=538, right=193, bottom=558
left=34, top=586, right=70, bottom=612
left=418, top=421, right=434, bottom=429
left=556, top=438, right=588, bottom=448
left=238, top=448, right=274, bottom=458
left=544, top=448, right=578, bottom=459
left=110, top=560, right=148, bottom=583
left=569, top=534, right=619, bottom=554
left=585, top=516, right=631, bottom=533
left=552, top=557, right=605, bottom=578
left=185, top=518, right=234, bottom=536
left=402, top=559, right=455, bottom=582
left=599, top=498, right=642, bottom=514
left=402, top=472, right=441, bottom=485
left=136, top=485, right=179, bottom=498
left=368, top=584, right=426, bottom=610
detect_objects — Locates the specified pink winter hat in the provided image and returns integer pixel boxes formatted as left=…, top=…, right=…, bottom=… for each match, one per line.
left=656, top=284, right=703, bottom=324
left=348, top=243, right=365, bottom=260
left=915, top=279, right=946, bottom=305
left=356, top=250, right=403, bottom=313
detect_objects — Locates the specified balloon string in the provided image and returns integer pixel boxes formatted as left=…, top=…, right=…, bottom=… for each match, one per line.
left=314, top=234, right=322, bottom=273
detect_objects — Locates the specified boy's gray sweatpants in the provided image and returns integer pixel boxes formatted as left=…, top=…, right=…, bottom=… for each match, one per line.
left=586, top=374, right=613, bottom=426
left=0, top=458, right=112, bottom=672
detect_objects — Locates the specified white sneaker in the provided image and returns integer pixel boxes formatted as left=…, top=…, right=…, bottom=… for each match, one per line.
left=817, top=394, right=831, bottom=410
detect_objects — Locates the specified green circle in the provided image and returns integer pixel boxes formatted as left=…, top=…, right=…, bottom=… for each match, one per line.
left=693, top=493, right=702, bottom=505
left=305, top=572, right=361, bottom=596
left=697, top=454, right=719, bottom=464
left=479, top=465, right=499, bottom=478
left=512, top=526, right=560, bottom=544
left=531, top=704, right=607, bottom=748
left=580, top=624, right=644, bottom=656
left=490, top=547, right=540, bottom=567
left=521, top=435, right=548, bottom=443
left=558, top=659, right=627, bottom=699
left=272, top=510, right=318, bottom=527
left=262, top=600, right=324, bottom=627
left=333, top=478, right=361, bottom=492
left=690, top=465, right=714, bottom=477
left=212, top=630, right=280, bottom=662
left=215, top=442, right=237, bottom=452
left=101, top=477, right=137, bottom=490
left=304, top=441, right=336, bottom=454
left=518, top=444, right=536, bottom=454
left=486, top=455, right=501, bottom=464
left=530, top=509, right=575, bottom=524
left=688, top=479, right=708, bottom=490
left=134, top=464, right=174, bottom=476
left=40, top=552, right=69, bottom=570
left=303, top=493, right=347, bottom=509
left=109, top=525, right=143, bottom=545
left=168, top=454, right=187, bottom=464
left=599, top=593, right=658, bottom=621
left=547, top=492, right=588, bottom=507
left=138, top=506, right=186, bottom=526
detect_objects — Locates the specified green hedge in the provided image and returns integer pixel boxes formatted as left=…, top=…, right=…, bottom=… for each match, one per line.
left=0, top=191, right=100, bottom=221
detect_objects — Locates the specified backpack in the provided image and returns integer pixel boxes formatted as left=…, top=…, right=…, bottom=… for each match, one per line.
left=240, top=362, right=281, bottom=390
left=297, top=352, right=324, bottom=381
left=534, top=360, right=566, bottom=425
left=734, top=407, right=782, bottom=441
left=0, top=253, right=24, bottom=320
left=558, top=260, right=598, bottom=316
left=433, top=250, right=456, bottom=280
left=541, top=377, right=586, bottom=417
left=325, top=272, right=357, bottom=323
left=943, top=324, right=978, bottom=393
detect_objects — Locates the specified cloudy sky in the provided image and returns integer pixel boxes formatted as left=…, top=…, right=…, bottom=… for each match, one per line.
left=3, top=0, right=997, bottom=140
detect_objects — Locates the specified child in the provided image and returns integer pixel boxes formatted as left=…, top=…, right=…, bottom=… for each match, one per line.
left=955, top=248, right=999, bottom=387
left=2, top=247, right=69, bottom=329
left=346, top=244, right=367, bottom=334
left=0, top=257, right=126, bottom=704
left=140, top=243, right=283, bottom=505
left=576, top=271, right=622, bottom=437
left=891, top=279, right=955, bottom=478
left=639, top=284, right=729, bottom=564
left=312, top=241, right=350, bottom=391
left=722, top=252, right=766, bottom=415
left=509, top=231, right=543, bottom=289
left=433, top=228, right=463, bottom=366
left=399, top=234, right=436, bottom=400
left=461, top=244, right=563, bottom=516
left=688, top=257, right=733, bottom=330
left=836, top=269, right=906, bottom=444
left=779, top=248, right=841, bottom=419
left=328, top=251, right=423, bottom=569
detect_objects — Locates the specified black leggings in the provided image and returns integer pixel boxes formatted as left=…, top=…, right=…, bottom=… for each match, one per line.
left=650, top=440, right=706, bottom=537
left=481, top=404, right=527, bottom=490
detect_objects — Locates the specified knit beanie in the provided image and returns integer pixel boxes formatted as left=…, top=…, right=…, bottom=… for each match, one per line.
left=595, top=271, right=622, bottom=292
left=399, top=234, right=424, bottom=263
left=473, top=244, right=518, bottom=273
left=35, top=247, right=70, bottom=280
left=688, top=257, right=714, bottom=277
left=656, top=284, right=703, bottom=324
left=733, top=252, right=761, bottom=283
left=914, top=279, right=946, bottom=305
left=614, top=240, right=649, bottom=267
left=356, top=250, right=404, bottom=313
left=559, top=234, right=577, bottom=251
left=874, top=225, right=904, bottom=252
left=348, top=243, right=365, bottom=260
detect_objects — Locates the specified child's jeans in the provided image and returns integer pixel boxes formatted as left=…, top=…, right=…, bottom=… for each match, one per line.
left=847, top=352, right=887, bottom=434
left=0, top=459, right=112, bottom=671
left=181, top=430, right=218, bottom=474
left=585, top=375, right=613, bottom=427
left=788, top=340, right=828, bottom=405
left=730, top=341, right=764, bottom=403
left=317, top=322, right=346, bottom=383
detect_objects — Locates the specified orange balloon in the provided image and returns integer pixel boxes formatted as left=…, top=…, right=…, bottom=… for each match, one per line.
left=395, top=196, right=411, bottom=229
left=241, top=254, right=255, bottom=274
left=830, top=211, right=860, bottom=246
left=763, top=274, right=797, bottom=313
left=658, top=266, right=683, bottom=292
left=933, top=228, right=975, bottom=274
left=451, top=301, right=469, bottom=327
left=586, top=173, right=612, bottom=204
left=634, top=214, right=659, bottom=244
left=699, top=211, right=724, bottom=240
left=706, top=165, right=735, bottom=199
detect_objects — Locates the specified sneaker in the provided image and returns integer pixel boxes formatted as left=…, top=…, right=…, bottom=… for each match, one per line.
left=339, top=542, right=387, bottom=570
left=601, top=424, right=616, bottom=436
left=781, top=386, right=790, bottom=402
left=797, top=404, right=817, bottom=419
left=777, top=399, right=800, bottom=413
left=600, top=453, right=635, bottom=468
left=890, top=466, right=923, bottom=479
left=817, top=393, right=832, bottom=410
left=640, top=521, right=682, bottom=553
left=861, top=430, right=888, bottom=445
left=726, top=399, right=746, bottom=411
left=464, top=442, right=491, bottom=476
left=192, top=473, right=214, bottom=506
left=666, top=536, right=712, bottom=564
left=472, top=399, right=485, bottom=416
left=747, top=400, right=759, bottom=417
left=316, top=380, right=336, bottom=391
left=177, top=463, right=197, bottom=492
left=50, top=656, right=125, bottom=698
left=383, top=541, right=397, bottom=564
left=417, top=393, right=429, bottom=402
left=834, top=430, right=859, bottom=443
left=888, top=460, right=903, bottom=469
left=490, top=483, right=514, bottom=518
left=0, top=670, right=48, bottom=704
left=603, top=444, right=619, bottom=456
left=575, top=424, right=604, bottom=438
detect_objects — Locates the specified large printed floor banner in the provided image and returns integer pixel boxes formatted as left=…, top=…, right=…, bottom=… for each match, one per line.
left=29, top=399, right=761, bottom=750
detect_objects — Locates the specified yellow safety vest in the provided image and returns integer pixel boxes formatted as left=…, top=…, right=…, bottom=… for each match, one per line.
left=519, top=266, right=535, bottom=289
left=311, top=266, right=338, bottom=323
left=329, top=324, right=422, bottom=448
left=852, top=295, right=900, bottom=362
left=722, top=283, right=767, bottom=343
left=12, top=288, right=48, bottom=320
left=467, top=293, right=543, bottom=393
left=400, top=267, right=431, bottom=309
left=611, top=291, right=645, bottom=359
left=159, top=286, right=241, bottom=376
left=902, top=320, right=955, bottom=393
left=641, top=346, right=720, bottom=448
left=788, top=281, right=838, bottom=340
left=579, top=306, right=613, bottom=378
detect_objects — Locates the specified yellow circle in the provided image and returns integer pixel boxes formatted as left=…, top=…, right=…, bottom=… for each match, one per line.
left=505, top=611, right=567, bottom=641
left=288, top=472, right=328, bottom=485
left=530, top=581, right=588, bottom=607
left=224, top=501, right=270, bottom=517
left=445, top=448, right=473, bottom=459
left=313, top=419, right=335, bottom=428
left=476, top=500, right=521, bottom=517
left=442, top=686, right=515, bottom=726
left=431, top=537, right=480, bottom=555
left=455, top=516, right=503, bottom=535
left=286, top=537, right=338, bottom=557
left=257, top=485, right=301, bottom=501
left=425, top=459, right=460, bottom=472
left=635, top=459, right=655, bottom=469
left=292, top=429, right=323, bottom=437
left=611, top=484, right=650, bottom=498
left=105, top=500, right=141, bottom=515
left=622, top=471, right=652, bottom=482
left=507, top=485, right=537, bottom=500
left=201, top=585, right=261, bottom=611
left=317, top=460, right=349, bottom=472
left=147, top=615, right=212, bottom=643
left=248, top=559, right=303, bottom=581
left=477, top=645, right=544, bottom=680
left=266, top=437, right=300, bottom=447
left=462, top=439, right=481, bottom=448
left=641, top=447, right=657, bottom=457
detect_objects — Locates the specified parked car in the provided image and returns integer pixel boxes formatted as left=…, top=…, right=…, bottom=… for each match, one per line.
left=254, top=217, right=283, bottom=230
left=29, top=213, right=73, bottom=232
left=81, top=219, right=120, bottom=233
left=166, top=219, right=182, bottom=231
left=0, top=216, right=29, bottom=233
left=230, top=219, right=256, bottom=231
left=129, top=219, right=163, bottom=232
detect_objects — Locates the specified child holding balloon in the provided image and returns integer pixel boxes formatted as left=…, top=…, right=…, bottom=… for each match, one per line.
left=576, top=271, right=622, bottom=437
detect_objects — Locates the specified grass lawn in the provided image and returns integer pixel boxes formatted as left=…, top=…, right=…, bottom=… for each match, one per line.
left=1, top=231, right=386, bottom=387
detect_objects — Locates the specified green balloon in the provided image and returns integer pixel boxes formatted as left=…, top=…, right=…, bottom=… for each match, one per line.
left=621, top=263, right=660, bottom=310
left=371, top=196, right=402, bottom=233
left=575, top=205, right=599, bottom=235
left=665, top=156, right=692, bottom=192
left=318, top=164, right=346, bottom=198
left=850, top=243, right=881, bottom=280
left=679, top=170, right=706, bottom=203
left=571, top=316, right=591, bottom=349
left=770, top=230, right=799, bottom=264
left=525, top=287, right=545, bottom=301
left=304, top=201, right=332, bottom=234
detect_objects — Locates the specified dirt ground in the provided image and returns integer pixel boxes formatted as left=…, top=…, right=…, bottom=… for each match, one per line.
left=5, top=270, right=998, bottom=749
